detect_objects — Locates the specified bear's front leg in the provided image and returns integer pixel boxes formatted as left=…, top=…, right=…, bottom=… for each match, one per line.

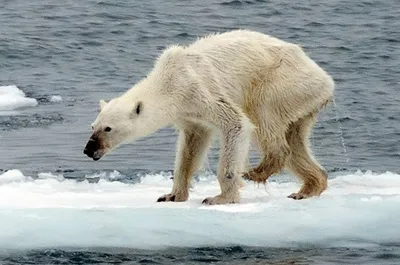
left=201, top=149, right=246, bottom=205
left=157, top=124, right=213, bottom=203
left=201, top=101, right=253, bottom=205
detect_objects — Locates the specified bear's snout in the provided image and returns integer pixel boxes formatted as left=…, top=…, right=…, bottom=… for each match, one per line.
left=84, top=137, right=103, bottom=161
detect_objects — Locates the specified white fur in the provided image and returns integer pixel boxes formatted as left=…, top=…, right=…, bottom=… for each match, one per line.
left=90, top=29, right=334, bottom=204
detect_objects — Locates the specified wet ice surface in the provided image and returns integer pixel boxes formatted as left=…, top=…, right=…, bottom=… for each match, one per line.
left=0, top=170, right=399, bottom=258
left=0, top=170, right=400, bottom=264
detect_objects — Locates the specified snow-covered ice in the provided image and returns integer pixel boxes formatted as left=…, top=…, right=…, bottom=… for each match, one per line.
left=0, top=169, right=398, bottom=250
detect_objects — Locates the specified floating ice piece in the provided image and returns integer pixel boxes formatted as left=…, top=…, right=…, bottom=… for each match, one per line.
left=50, top=95, right=62, bottom=102
left=0, top=85, right=37, bottom=111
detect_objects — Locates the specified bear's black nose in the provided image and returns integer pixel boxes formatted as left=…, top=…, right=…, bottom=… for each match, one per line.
left=83, top=147, right=94, bottom=158
left=84, top=137, right=98, bottom=158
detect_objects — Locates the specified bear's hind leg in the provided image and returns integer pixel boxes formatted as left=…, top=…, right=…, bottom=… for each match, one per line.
left=285, top=113, right=328, bottom=200
left=243, top=143, right=289, bottom=184
left=243, top=118, right=290, bottom=184
left=157, top=124, right=213, bottom=202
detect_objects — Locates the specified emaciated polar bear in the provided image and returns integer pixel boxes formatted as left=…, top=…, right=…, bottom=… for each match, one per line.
left=84, top=29, right=334, bottom=205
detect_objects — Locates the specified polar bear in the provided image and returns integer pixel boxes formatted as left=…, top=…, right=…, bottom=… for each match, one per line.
left=83, top=29, right=334, bottom=205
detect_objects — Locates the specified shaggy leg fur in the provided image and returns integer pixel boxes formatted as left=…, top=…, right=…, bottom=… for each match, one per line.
left=242, top=144, right=289, bottom=184
left=202, top=101, right=253, bottom=205
left=285, top=113, right=328, bottom=200
left=157, top=124, right=212, bottom=202
left=242, top=111, right=290, bottom=183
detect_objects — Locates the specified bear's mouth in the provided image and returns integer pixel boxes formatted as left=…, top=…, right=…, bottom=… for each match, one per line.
left=92, top=155, right=102, bottom=161
left=83, top=146, right=105, bottom=161
left=88, top=150, right=105, bottom=161
left=84, top=135, right=108, bottom=161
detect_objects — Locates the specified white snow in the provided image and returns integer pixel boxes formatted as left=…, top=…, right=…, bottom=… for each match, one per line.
left=0, top=169, right=399, bottom=250
left=0, top=85, right=37, bottom=111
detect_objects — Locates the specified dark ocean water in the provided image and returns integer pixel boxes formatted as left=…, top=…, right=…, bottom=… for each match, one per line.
left=0, top=0, right=400, bottom=264
left=2, top=246, right=400, bottom=265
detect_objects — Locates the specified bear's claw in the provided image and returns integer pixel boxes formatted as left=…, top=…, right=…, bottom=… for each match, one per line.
left=157, top=193, right=187, bottom=202
left=201, top=198, right=212, bottom=204
left=157, top=195, right=175, bottom=202
left=288, top=193, right=306, bottom=200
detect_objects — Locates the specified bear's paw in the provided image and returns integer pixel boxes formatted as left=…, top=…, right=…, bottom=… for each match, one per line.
left=202, top=194, right=239, bottom=205
left=157, top=193, right=188, bottom=202
left=287, top=192, right=307, bottom=200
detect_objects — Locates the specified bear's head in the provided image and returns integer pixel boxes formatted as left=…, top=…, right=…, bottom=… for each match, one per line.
left=83, top=98, right=145, bottom=161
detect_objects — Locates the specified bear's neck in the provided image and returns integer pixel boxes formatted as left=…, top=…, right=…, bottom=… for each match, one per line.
left=125, top=78, right=178, bottom=131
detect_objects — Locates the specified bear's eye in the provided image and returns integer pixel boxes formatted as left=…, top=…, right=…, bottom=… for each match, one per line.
left=104, top=127, right=112, bottom=132
left=136, top=102, right=142, bottom=115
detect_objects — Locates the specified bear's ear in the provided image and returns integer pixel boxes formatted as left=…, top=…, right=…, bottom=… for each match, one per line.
left=130, top=101, right=142, bottom=119
left=99, top=99, right=107, bottom=110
